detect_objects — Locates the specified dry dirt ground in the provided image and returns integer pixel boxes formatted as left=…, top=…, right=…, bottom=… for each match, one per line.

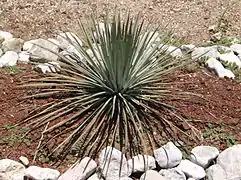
left=0, top=0, right=241, bottom=44
left=0, top=0, right=241, bottom=173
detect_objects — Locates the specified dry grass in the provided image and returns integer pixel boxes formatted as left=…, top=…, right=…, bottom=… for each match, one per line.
left=0, top=0, right=241, bottom=44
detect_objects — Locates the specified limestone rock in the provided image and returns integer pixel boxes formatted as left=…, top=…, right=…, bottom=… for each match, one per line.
left=216, top=68, right=235, bottom=79
left=140, top=170, right=168, bottom=180
left=34, top=61, right=60, bottom=74
left=230, top=44, right=241, bottom=55
left=177, top=159, right=205, bottom=180
left=206, top=164, right=226, bottom=180
left=167, top=46, right=183, bottom=58
left=219, top=52, right=241, bottom=68
left=180, top=44, right=196, bottom=53
left=87, top=173, right=103, bottom=180
left=99, top=146, right=129, bottom=180
left=57, top=32, right=82, bottom=50
left=192, top=46, right=220, bottom=60
left=58, top=157, right=97, bottom=180
left=205, top=58, right=235, bottom=79
left=128, top=155, right=156, bottom=173
left=24, top=166, right=60, bottom=180
left=0, top=159, right=25, bottom=180
left=159, top=168, right=186, bottom=180
left=23, top=38, right=59, bottom=61
left=154, top=142, right=182, bottom=168
left=2, top=38, right=24, bottom=52
left=0, top=31, right=13, bottom=41
left=0, top=51, right=19, bottom=67
left=19, top=156, right=29, bottom=166
left=18, top=51, right=30, bottom=63
left=217, top=144, right=241, bottom=179
left=0, top=48, right=3, bottom=57
left=190, top=146, right=219, bottom=168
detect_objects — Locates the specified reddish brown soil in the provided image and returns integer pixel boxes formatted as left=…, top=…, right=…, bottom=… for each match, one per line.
left=0, top=64, right=240, bottom=172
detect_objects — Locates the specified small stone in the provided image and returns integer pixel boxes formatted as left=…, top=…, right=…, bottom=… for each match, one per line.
left=34, top=64, right=52, bottom=73
left=140, top=170, right=168, bottom=180
left=128, top=154, right=156, bottom=173
left=57, top=32, right=82, bottom=50
left=154, top=142, right=182, bottom=168
left=0, top=159, right=25, bottom=180
left=190, top=146, right=219, bottom=168
left=216, top=68, right=235, bottom=79
left=230, top=44, right=241, bottom=55
left=180, top=44, right=196, bottom=53
left=2, top=38, right=24, bottom=52
left=206, top=164, right=226, bottom=180
left=159, top=168, right=186, bottom=180
left=211, top=32, right=222, bottom=42
left=87, top=173, right=103, bottom=180
left=58, top=157, right=97, bottom=180
left=0, top=48, right=3, bottom=57
left=0, top=51, right=19, bottom=67
left=48, top=38, right=61, bottom=47
left=208, top=25, right=218, bottom=33
left=0, top=30, right=13, bottom=40
left=167, top=46, right=183, bottom=58
left=23, top=38, right=59, bottom=61
left=99, top=146, right=129, bottom=180
left=19, top=156, right=29, bottom=166
left=192, top=46, right=220, bottom=60
left=18, top=51, right=30, bottom=63
left=24, top=166, right=60, bottom=180
left=219, top=52, right=241, bottom=68
left=217, top=144, right=241, bottom=179
left=177, top=160, right=205, bottom=180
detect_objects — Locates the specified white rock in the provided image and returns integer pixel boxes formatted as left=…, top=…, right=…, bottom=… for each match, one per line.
left=230, top=44, right=241, bottom=55
left=140, top=170, right=168, bottom=180
left=216, top=68, right=235, bottom=79
left=87, top=173, right=102, bottom=180
left=187, top=178, right=196, bottom=180
left=58, top=157, right=97, bottom=180
left=154, top=142, right=182, bottom=168
left=65, top=45, right=84, bottom=62
left=0, top=51, right=19, bottom=67
left=0, top=31, right=13, bottom=40
left=57, top=32, right=82, bottom=50
left=18, top=51, right=30, bottom=63
left=192, top=46, right=220, bottom=60
left=19, top=156, right=29, bottom=166
left=181, top=44, right=196, bottom=53
left=23, top=38, right=59, bottom=61
left=159, top=168, right=186, bottom=180
left=0, top=159, right=25, bottom=180
left=35, top=63, right=58, bottom=74
left=24, top=166, right=60, bottom=180
left=219, top=52, right=241, bottom=68
left=128, top=154, right=156, bottom=173
left=177, top=160, right=205, bottom=180
left=2, top=38, right=24, bottom=52
left=205, top=57, right=223, bottom=69
left=48, top=38, right=61, bottom=47
left=217, top=144, right=241, bottom=179
left=99, top=146, right=129, bottom=180
left=206, top=164, right=226, bottom=180
left=167, top=46, right=183, bottom=58
left=190, top=146, right=219, bottom=168
left=0, top=48, right=3, bottom=57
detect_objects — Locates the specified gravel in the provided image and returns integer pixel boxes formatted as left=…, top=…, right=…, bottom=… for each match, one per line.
left=0, top=0, right=241, bottom=44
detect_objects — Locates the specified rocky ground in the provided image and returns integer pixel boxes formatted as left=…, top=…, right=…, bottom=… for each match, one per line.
left=0, top=0, right=241, bottom=44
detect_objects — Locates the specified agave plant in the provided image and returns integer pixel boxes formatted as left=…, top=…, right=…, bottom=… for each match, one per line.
left=20, top=14, right=199, bottom=161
